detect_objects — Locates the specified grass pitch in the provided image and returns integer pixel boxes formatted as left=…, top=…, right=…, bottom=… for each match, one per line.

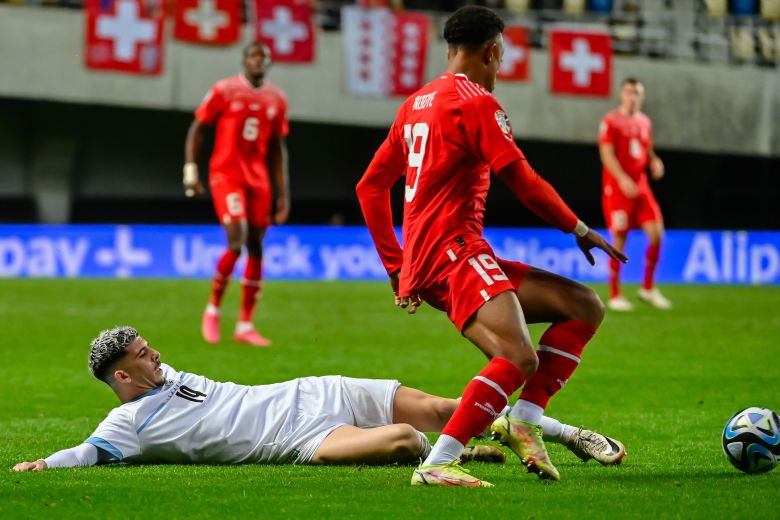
left=1, top=280, right=778, bottom=518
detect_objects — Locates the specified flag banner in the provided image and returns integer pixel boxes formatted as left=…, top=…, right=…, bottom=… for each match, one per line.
left=173, top=0, right=241, bottom=46
left=549, top=28, right=612, bottom=96
left=498, top=26, right=530, bottom=81
left=343, top=6, right=430, bottom=97
left=254, top=0, right=315, bottom=63
left=85, top=0, right=165, bottom=75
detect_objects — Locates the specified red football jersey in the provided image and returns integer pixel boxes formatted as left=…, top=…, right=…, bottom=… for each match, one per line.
left=598, top=108, right=653, bottom=186
left=195, top=75, right=289, bottom=192
left=360, top=73, right=526, bottom=295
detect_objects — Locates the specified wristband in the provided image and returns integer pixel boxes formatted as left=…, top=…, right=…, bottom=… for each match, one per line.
left=183, top=163, right=199, bottom=185
left=573, top=220, right=589, bottom=238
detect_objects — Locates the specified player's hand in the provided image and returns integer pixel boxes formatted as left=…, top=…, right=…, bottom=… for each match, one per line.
left=390, top=271, right=422, bottom=314
left=182, top=163, right=205, bottom=198
left=12, top=460, right=47, bottom=472
left=272, top=197, right=289, bottom=225
left=650, top=157, right=665, bottom=181
left=576, top=228, right=628, bottom=266
left=618, top=177, right=639, bottom=198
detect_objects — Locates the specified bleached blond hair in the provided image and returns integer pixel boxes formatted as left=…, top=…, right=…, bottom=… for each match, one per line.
left=88, top=326, right=138, bottom=382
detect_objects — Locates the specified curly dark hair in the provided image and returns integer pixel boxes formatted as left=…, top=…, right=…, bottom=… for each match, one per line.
left=443, top=6, right=505, bottom=51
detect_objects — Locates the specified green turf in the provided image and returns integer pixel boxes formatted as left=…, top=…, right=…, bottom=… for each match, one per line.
left=1, top=280, right=778, bottom=518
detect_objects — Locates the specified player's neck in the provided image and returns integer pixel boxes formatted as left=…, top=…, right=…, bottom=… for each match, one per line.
left=242, top=72, right=264, bottom=89
left=445, top=60, right=490, bottom=91
left=619, top=106, right=639, bottom=116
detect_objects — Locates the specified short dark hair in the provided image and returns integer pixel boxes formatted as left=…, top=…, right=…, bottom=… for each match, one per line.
left=443, top=6, right=505, bottom=51
left=88, top=326, right=137, bottom=382
left=622, top=77, right=641, bottom=86
left=243, top=41, right=267, bottom=58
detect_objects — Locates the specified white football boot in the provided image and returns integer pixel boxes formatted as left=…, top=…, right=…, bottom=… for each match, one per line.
left=563, top=427, right=627, bottom=465
left=607, top=295, right=634, bottom=312
left=637, top=287, right=672, bottom=310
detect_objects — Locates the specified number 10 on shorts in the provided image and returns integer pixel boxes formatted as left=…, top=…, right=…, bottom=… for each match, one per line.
left=468, top=254, right=508, bottom=286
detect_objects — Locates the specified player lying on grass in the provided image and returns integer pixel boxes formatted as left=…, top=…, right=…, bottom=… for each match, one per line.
left=12, top=327, right=624, bottom=472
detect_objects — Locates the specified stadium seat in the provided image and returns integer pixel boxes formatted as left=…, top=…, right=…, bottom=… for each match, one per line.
left=588, top=0, right=612, bottom=13
left=757, top=27, right=777, bottom=60
left=705, top=0, right=728, bottom=16
left=506, top=0, right=530, bottom=13
left=761, top=0, right=780, bottom=20
left=563, top=0, right=586, bottom=15
left=730, top=0, right=758, bottom=15
left=730, top=26, right=757, bottom=60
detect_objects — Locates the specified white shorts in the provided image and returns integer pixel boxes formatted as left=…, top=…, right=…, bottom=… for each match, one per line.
left=283, top=376, right=400, bottom=464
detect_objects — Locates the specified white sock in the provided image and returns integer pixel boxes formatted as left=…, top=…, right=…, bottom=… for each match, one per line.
left=509, top=399, right=544, bottom=426
left=416, top=431, right=431, bottom=459
left=539, top=416, right=564, bottom=441
left=235, top=321, right=254, bottom=333
left=205, top=303, right=220, bottom=315
left=422, top=434, right=464, bottom=467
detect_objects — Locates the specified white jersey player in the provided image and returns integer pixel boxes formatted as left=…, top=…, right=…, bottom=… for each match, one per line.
left=13, top=327, right=625, bottom=472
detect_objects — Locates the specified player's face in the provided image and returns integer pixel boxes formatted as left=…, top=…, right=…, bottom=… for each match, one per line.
left=620, top=82, right=644, bottom=114
left=118, top=337, right=165, bottom=388
left=243, top=44, right=269, bottom=80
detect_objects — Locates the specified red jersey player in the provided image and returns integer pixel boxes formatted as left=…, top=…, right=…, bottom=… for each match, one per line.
left=599, top=78, right=670, bottom=311
left=357, top=6, right=626, bottom=487
left=183, top=42, right=290, bottom=347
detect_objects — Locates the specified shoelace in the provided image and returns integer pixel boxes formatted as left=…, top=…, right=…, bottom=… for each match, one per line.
left=573, top=429, right=609, bottom=455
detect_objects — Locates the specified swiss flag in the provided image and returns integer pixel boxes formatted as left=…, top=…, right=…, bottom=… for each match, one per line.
left=498, top=26, right=530, bottom=81
left=85, top=0, right=165, bottom=75
left=549, top=29, right=612, bottom=97
left=253, top=0, right=315, bottom=63
left=174, top=0, right=240, bottom=45
left=342, top=6, right=429, bottom=97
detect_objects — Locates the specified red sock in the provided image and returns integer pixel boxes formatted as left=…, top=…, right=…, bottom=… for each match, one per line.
left=442, top=357, right=526, bottom=445
left=239, top=255, right=263, bottom=322
left=209, top=250, right=240, bottom=307
left=519, top=320, right=595, bottom=410
left=609, top=257, right=621, bottom=299
left=643, top=243, right=660, bottom=290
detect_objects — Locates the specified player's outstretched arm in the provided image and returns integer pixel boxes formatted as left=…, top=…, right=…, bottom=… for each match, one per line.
left=12, top=443, right=100, bottom=472
left=182, top=119, right=207, bottom=198
left=496, top=159, right=627, bottom=265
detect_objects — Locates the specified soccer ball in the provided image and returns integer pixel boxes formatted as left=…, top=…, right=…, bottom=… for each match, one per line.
left=722, top=407, right=780, bottom=474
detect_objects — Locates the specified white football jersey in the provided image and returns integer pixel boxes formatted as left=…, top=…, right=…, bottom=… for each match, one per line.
left=84, top=364, right=303, bottom=464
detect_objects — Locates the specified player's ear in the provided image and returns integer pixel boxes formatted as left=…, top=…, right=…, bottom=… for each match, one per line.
left=483, top=41, right=498, bottom=66
left=113, top=368, right=131, bottom=384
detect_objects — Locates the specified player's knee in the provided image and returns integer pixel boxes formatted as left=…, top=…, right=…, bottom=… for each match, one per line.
left=390, top=424, right=421, bottom=459
left=505, top=349, right=538, bottom=379
left=569, top=285, right=604, bottom=327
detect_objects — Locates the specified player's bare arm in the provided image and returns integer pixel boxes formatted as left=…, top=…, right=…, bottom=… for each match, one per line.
left=648, top=147, right=665, bottom=181
left=183, top=118, right=207, bottom=197
left=496, top=158, right=627, bottom=265
left=599, top=142, right=638, bottom=198
left=268, top=135, right=290, bottom=224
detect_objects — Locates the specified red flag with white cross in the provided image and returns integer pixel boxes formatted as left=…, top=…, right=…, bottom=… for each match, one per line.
left=498, top=26, right=530, bottom=82
left=253, top=0, right=315, bottom=63
left=173, top=0, right=240, bottom=45
left=549, top=29, right=612, bottom=97
left=85, top=0, right=165, bottom=75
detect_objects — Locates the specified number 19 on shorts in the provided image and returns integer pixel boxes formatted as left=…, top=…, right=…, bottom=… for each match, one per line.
left=468, top=254, right=508, bottom=286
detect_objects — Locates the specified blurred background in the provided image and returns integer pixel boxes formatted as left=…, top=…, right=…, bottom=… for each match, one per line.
left=0, top=0, right=778, bottom=283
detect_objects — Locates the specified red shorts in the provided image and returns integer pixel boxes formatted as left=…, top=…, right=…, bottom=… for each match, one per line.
left=418, top=239, right=532, bottom=333
left=210, top=176, right=272, bottom=228
left=602, top=184, right=663, bottom=233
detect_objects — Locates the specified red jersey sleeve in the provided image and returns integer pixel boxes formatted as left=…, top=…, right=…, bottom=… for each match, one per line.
left=598, top=115, right=617, bottom=146
left=194, top=84, right=226, bottom=125
left=272, top=94, right=289, bottom=138
left=460, top=95, right=525, bottom=173
left=356, top=121, right=406, bottom=275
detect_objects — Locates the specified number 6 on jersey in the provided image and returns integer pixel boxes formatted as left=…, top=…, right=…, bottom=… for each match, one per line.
left=404, top=123, right=429, bottom=202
